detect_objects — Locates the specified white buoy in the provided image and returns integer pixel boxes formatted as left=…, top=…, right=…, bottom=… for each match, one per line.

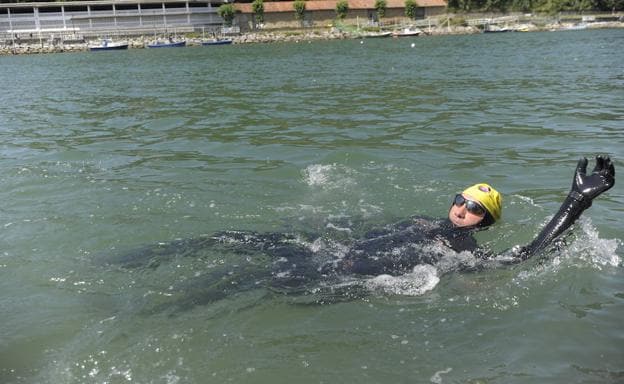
left=411, top=43, right=415, bottom=48
left=360, top=40, right=364, bottom=44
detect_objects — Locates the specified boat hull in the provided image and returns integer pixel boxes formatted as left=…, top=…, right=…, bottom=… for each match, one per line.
left=147, top=41, right=186, bottom=48
left=394, top=32, right=421, bottom=37
left=201, top=39, right=233, bottom=46
left=89, top=44, right=129, bottom=51
left=362, top=32, right=392, bottom=38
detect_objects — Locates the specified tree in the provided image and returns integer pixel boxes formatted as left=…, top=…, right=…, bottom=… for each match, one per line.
left=336, top=0, right=349, bottom=19
left=405, top=0, right=419, bottom=19
left=604, top=0, right=624, bottom=11
left=217, top=4, right=236, bottom=27
left=252, top=0, right=265, bottom=24
left=375, top=0, right=388, bottom=18
left=293, top=0, right=306, bottom=22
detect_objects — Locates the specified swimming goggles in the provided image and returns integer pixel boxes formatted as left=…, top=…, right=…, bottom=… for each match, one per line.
left=453, top=194, right=486, bottom=216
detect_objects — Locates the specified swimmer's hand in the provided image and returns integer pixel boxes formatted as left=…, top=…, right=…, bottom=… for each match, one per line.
left=571, top=155, right=615, bottom=204
left=518, top=155, right=614, bottom=261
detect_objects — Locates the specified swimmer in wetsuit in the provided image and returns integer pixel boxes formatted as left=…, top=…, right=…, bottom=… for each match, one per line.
left=110, top=155, right=615, bottom=302
left=331, top=155, right=615, bottom=277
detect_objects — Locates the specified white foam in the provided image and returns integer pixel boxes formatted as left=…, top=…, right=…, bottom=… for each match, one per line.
left=302, top=163, right=356, bottom=190
left=430, top=367, right=453, bottom=383
left=366, top=264, right=440, bottom=296
left=572, top=218, right=621, bottom=268
left=303, top=164, right=334, bottom=186
left=325, top=222, right=352, bottom=233
left=307, top=237, right=350, bottom=259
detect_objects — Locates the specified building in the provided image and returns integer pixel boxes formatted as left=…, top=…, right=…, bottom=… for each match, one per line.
left=234, top=0, right=448, bottom=31
left=0, top=0, right=227, bottom=39
left=0, top=0, right=448, bottom=40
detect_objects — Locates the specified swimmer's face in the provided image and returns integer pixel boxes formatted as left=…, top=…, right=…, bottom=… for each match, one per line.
left=448, top=193, right=486, bottom=228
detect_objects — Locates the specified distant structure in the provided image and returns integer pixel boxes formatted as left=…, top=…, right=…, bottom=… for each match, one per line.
left=235, top=0, right=447, bottom=31
left=0, top=0, right=228, bottom=40
left=0, top=0, right=448, bottom=40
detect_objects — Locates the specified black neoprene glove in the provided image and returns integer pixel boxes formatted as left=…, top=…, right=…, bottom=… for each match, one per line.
left=516, top=155, right=615, bottom=260
left=569, top=155, right=615, bottom=206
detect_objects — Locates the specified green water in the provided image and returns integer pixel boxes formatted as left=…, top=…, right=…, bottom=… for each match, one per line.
left=1, top=29, right=623, bottom=383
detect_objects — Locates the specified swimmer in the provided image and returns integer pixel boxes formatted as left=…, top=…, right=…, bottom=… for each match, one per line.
left=334, top=154, right=614, bottom=276
left=109, top=155, right=614, bottom=301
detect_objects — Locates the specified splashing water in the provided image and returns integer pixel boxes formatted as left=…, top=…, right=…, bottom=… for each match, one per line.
left=302, top=164, right=356, bottom=190
left=569, top=218, right=621, bottom=268
left=365, top=264, right=440, bottom=295
left=430, top=367, right=453, bottom=384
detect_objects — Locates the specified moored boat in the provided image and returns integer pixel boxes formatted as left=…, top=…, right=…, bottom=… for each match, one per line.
left=362, top=31, right=392, bottom=38
left=392, top=27, right=422, bottom=37
left=201, top=38, right=234, bottom=46
left=147, top=39, right=186, bottom=48
left=483, top=25, right=512, bottom=33
left=89, top=38, right=129, bottom=51
left=563, top=23, right=588, bottom=30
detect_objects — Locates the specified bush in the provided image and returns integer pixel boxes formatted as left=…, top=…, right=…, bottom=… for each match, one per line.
left=336, top=0, right=349, bottom=19
left=405, top=0, right=418, bottom=19
left=293, top=0, right=306, bottom=21
left=375, top=0, right=387, bottom=19
left=252, top=0, right=264, bottom=24
left=217, top=4, right=236, bottom=27
left=449, top=16, right=467, bottom=26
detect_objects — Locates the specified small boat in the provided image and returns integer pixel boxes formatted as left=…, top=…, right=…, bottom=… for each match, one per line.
left=147, top=39, right=186, bottom=48
left=393, top=27, right=422, bottom=37
left=201, top=38, right=234, bottom=46
left=564, top=23, right=588, bottom=30
left=362, top=31, right=392, bottom=38
left=514, top=24, right=532, bottom=32
left=89, top=38, right=129, bottom=51
left=483, top=25, right=512, bottom=33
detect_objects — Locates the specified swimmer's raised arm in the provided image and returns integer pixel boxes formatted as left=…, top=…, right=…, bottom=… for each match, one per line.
left=516, top=155, right=615, bottom=260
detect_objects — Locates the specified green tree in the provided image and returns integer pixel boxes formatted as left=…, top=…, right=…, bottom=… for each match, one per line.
left=605, top=0, right=624, bottom=11
left=405, top=0, right=419, bottom=18
left=293, top=0, right=306, bottom=21
left=252, top=0, right=265, bottom=24
left=375, top=0, right=388, bottom=18
left=336, top=0, right=349, bottom=19
left=421, top=0, right=623, bottom=12
left=217, top=4, right=236, bottom=27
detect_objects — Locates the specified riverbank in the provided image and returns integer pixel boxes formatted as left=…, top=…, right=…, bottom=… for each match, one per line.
left=1, top=20, right=622, bottom=56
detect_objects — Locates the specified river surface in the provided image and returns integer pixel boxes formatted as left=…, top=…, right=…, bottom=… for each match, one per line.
left=1, top=29, right=623, bottom=383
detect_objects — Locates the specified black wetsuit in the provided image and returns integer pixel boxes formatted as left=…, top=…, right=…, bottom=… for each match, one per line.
left=200, top=216, right=481, bottom=290
left=110, top=156, right=614, bottom=305
left=333, top=217, right=479, bottom=276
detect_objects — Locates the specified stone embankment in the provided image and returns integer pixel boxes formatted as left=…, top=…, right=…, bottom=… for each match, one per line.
left=0, top=37, right=149, bottom=55
left=1, top=21, right=622, bottom=56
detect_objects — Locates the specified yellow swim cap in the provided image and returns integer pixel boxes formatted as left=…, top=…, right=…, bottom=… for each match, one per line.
left=462, top=183, right=502, bottom=222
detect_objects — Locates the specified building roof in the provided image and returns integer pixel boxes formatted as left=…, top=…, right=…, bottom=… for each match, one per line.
left=235, top=0, right=447, bottom=13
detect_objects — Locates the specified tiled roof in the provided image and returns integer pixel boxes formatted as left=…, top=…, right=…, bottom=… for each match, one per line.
left=236, top=0, right=447, bottom=13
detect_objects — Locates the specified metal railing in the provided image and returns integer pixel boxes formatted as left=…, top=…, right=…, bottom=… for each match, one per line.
left=0, top=4, right=224, bottom=41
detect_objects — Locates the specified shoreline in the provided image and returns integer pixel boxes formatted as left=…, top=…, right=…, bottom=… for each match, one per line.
left=1, top=21, right=622, bottom=56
